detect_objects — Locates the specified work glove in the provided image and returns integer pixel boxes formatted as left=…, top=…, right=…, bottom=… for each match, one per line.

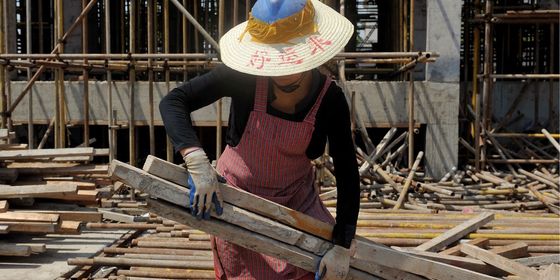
left=183, top=149, right=224, bottom=220
left=315, top=245, right=352, bottom=280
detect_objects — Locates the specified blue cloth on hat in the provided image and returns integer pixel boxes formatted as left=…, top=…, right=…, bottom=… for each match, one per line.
left=251, top=0, right=308, bottom=24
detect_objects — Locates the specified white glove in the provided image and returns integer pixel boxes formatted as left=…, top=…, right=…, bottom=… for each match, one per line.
left=183, top=149, right=224, bottom=219
left=316, top=245, right=351, bottom=280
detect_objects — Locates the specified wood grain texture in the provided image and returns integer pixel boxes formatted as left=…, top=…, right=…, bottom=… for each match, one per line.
left=460, top=243, right=540, bottom=279
left=142, top=155, right=333, bottom=240
left=0, top=147, right=95, bottom=160
left=0, top=184, right=78, bottom=199
left=415, top=212, right=494, bottom=252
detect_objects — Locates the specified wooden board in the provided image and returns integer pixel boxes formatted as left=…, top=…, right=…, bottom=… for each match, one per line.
left=460, top=243, right=540, bottom=279
left=515, top=254, right=560, bottom=267
left=119, top=159, right=498, bottom=280
left=142, top=155, right=333, bottom=240
left=415, top=212, right=495, bottom=252
left=540, top=264, right=560, bottom=280
left=146, top=198, right=379, bottom=280
left=0, top=200, right=8, bottom=213
left=56, top=220, right=82, bottom=234
left=489, top=242, right=528, bottom=259
left=0, top=244, right=31, bottom=256
left=0, top=212, right=60, bottom=223
left=0, top=222, right=57, bottom=233
left=440, top=238, right=489, bottom=256
left=0, top=143, right=27, bottom=150
left=0, top=147, right=95, bottom=160
left=397, top=248, right=506, bottom=276
left=0, top=224, right=9, bottom=233
left=8, top=164, right=108, bottom=176
left=0, top=184, right=78, bottom=199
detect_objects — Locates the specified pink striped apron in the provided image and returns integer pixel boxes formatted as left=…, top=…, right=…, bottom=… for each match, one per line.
left=212, top=76, right=335, bottom=280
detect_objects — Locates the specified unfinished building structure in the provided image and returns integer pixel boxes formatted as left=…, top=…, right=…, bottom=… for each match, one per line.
left=0, top=0, right=557, bottom=178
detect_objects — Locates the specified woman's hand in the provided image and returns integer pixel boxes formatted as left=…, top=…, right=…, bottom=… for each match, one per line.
left=183, top=149, right=224, bottom=219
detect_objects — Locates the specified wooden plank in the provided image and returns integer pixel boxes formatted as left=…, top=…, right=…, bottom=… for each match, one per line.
left=0, top=147, right=95, bottom=160
left=460, top=243, right=540, bottom=279
left=133, top=160, right=497, bottom=280
left=354, top=238, right=499, bottom=280
left=98, top=209, right=146, bottom=223
left=515, top=254, right=560, bottom=267
left=0, top=143, right=28, bottom=150
left=0, top=222, right=57, bottom=233
left=0, top=184, right=78, bottom=199
left=540, top=264, right=560, bottom=280
left=0, top=200, right=8, bottom=213
left=8, top=164, right=108, bottom=176
left=397, top=248, right=506, bottom=276
left=112, top=160, right=330, bottom=254
left=0, top=244, right=31, bottom=256
left=56, top=220, right=82, bottom=234
left=146, top=198, right=380, bottom=280
left=0, top=225, right=9, bottom=233
left=142, top=155, right=333, bottom=240
left=415, top=212, right=495, bottom=252
left=38, top=189, right=99, bottom=202
left=0, top=212, right=59, bottom=223
left=489, top=242, right=529, bottom=259
left=440, top=238, right=489, bottom=256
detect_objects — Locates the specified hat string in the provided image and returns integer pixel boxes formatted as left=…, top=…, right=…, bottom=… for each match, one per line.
left=239, top=0, right=317, bottom=44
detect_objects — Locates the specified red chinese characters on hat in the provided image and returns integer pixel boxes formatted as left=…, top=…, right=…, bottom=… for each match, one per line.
left=247, top=50, right=272, bottom=70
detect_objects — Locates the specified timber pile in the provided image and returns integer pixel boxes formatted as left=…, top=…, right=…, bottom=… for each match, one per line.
left=0, top=147, right=110, bottom=257
left=100, top=155, right=560, bottom=280
left=315, top=128, right=559, bottom=214
left=68, top=217, right=216, bottom=279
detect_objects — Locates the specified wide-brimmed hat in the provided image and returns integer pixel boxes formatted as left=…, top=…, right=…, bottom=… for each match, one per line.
left=219, top=0, right=354, bottom=76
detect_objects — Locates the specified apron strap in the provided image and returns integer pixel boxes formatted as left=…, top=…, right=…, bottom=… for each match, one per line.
left=253, top=77, right=268, bottom=113
left=304, top=76, right=332, bottom=125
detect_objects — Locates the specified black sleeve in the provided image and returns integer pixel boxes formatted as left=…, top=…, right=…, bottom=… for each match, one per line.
left=160, top=64, right=234, bottom=153
left=327, top=87, right=360, bottom=249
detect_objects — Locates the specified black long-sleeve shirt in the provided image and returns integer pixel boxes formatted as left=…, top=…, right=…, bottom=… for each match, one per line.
left=160, top=64, right=359, bottom=248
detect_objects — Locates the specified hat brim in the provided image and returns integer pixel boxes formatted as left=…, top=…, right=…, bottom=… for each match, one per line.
left=219, top=0, right=354, bottom=76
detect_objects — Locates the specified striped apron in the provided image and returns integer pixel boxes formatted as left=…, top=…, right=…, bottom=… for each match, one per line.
left=213, top=76, right=335, bottom=280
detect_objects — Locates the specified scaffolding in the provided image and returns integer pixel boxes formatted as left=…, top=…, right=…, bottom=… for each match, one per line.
left=462, top=0, right=559, bottom=171
left=0, top=0, right=437, bottom=168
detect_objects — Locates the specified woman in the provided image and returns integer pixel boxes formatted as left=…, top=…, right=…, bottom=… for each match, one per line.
left=160, top=0, right=359, bottom=279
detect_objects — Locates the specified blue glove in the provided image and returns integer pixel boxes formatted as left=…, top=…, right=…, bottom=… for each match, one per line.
left=188, top=174, right=224, bottom=220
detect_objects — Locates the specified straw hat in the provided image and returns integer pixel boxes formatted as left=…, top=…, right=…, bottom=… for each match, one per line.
left=219, top=0, right=354, bottom=76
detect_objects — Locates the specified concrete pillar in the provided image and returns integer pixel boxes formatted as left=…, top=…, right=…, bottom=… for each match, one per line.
left=423, top=0, right=462, bottom=178
left=425, top=0, right=461, bottom=82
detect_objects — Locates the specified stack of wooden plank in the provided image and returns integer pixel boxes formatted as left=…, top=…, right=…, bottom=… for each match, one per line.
left=0, top=147, right=110, bottom=258
left=104, top=155, right=560, bottom=280
left=68, top=218, right=216, bottom=279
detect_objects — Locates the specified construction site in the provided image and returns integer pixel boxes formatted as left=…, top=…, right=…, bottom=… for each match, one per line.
left=0, top=0, right=559, bottom=279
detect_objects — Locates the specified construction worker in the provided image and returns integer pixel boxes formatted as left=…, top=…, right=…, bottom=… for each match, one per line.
left=160, top=0, right=359, bottom=279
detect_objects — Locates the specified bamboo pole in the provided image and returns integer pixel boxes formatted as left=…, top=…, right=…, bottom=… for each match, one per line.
left=182, top=0, right=188, bottom=80
left=129, top=0, right=136, bottom=166
left=148, top=0, right=155, bottom=156
left=169, top=0, right=220, bottom=52
left=216, top=0, right=224, bottom=159
left=0, top=0, right=5, bottom=129
left=82, top=0, right=90, bottom=149
left=394, top=151, right=424, bottom=209
left=542, top=129, right=560, bottom=152
left=407, top=0, right=415, bottom=169
left=473, top=0, right=481, bottom=170
left=26, top=0, right=33, bottom=148
left=105, top=0, right=115, bottom=161
left=481, top=0, right=494, bottom=170
left=165, top=0, right=173, bottom=162
left=58, top=0, right=66, bottom=148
